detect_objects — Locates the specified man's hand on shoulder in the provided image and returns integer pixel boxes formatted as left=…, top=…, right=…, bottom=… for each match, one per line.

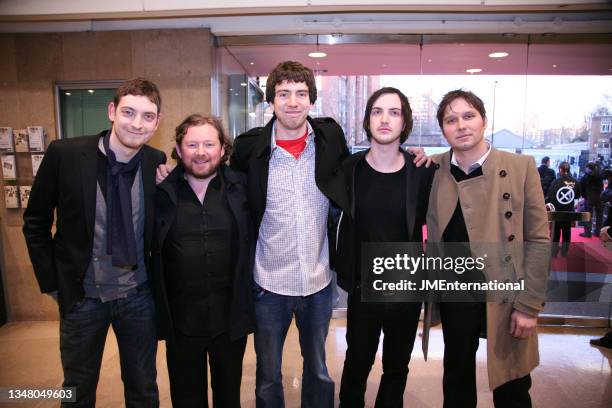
left=509, top=309, right=537, bottom=339
left=156, top=164, right=175, bottom=185
left=406, top=147, right=432, bottom=168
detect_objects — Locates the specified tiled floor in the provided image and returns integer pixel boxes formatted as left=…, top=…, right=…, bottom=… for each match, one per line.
left=0, top=319, right=610, bottom=407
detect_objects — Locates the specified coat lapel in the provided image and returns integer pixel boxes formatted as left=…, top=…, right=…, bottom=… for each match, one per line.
left=141, top=146, right=157, bottom=252
left=80, top=135, right=101, bottom=241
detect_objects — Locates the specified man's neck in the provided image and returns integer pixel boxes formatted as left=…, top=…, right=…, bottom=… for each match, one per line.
left=109, top=131, right=140, bottom=163
left=274, top=120, right=308, bottom=141
left=185, top=171, right=216, bottom=204
left=453, top=141, right=489, bottom=174
left=366, top=141, right=405, bottom=173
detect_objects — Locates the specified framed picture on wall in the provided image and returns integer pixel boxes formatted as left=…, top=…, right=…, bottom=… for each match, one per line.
left=1, top=155, right=17, bottom=180
left=13, top=129, right=29, bottom=152
left=0, top=127, right=14, bottom=153
left=27, top=126, right=45, bottom=152
left=31, top=154, right=44, bottom=177
left=4, top=186, right=18, bottom=209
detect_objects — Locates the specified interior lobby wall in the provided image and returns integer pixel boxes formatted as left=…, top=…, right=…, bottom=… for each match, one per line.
left=0, top=28, right=213, bottom=321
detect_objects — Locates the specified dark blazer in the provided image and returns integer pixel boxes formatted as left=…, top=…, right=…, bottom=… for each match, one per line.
left=22, top=131, right=166, bottom=317
left=334, top=149, right=435, bottom=294
left=229, top=116, right=350, bottom=268
left=151, top=164, right=256, bottom=342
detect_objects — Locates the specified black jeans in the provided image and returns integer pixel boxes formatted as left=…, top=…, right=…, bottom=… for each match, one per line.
left=339, top=294, right=421, bottom=408
left=552, top=221, right=572, bottom=255
left=440, top=302, right=532, bottom=408
left=166, top=331, right=247, bottom=408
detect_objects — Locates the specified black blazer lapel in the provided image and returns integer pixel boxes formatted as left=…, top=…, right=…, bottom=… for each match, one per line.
left=141, top=147, right=158, bottom=253
left=80, top=136, right=101, bottom=242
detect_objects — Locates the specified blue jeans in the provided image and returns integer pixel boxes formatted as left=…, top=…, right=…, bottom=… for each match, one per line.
left=59, top=284, right=159, bottom=407
left=254, top=283, right=334, bottom=408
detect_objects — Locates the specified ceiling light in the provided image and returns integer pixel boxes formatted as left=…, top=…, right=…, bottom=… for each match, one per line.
left=308, top=34, right=327, bottom=58
left=552, top=64, right=557, bottom=68
left=65, top=92, right=71, bottom=96
left=249, top=62, right=254, bottom=65
left=240, top=82, right=247, bottom=87
left=466, top=68, right=482, bottom=74
left=489, top=52, right=509, bottom=58
left=88, top=89, right=94, bottom=93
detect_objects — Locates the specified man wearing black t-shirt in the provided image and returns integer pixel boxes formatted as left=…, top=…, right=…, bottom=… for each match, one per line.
left=335, top=87, right=434, bottom=407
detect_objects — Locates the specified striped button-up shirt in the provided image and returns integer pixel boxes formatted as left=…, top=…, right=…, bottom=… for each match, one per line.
left=254, top=122, right=331, bottom=296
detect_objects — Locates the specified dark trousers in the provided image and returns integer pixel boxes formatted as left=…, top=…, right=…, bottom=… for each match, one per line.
left=440, top=302, right=532, bottom=408
left=166, top=331, right=247, bottom=408
left=59, top=284, right=158, bottom=408
left=552, top=221, right=571, bottom=255
left=339, top=295, right=422, bottom=408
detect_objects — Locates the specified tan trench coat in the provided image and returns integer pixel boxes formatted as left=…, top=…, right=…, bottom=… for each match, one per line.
left=424, top=148, right=550, bottom=390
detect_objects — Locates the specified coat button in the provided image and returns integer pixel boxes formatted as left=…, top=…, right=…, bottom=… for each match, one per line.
left=508, top=234, right=515, bottom=241
left=505, top=255, right=512, bottom=262
left=434, top=163, right=441, bottom=170
left=503, top=192, right=510, bottom=199
left=499, top=170, right=507, bottom=177
left=505, top=211, right=513, bottom=219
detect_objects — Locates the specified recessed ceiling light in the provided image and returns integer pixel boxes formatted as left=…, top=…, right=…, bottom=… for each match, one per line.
left=65, top=92, right=71, bottom=96
left=240, top=82, right=247, bottom=87
left=249, top=62, right=254, bottom=65
left=489, top=52, right=509, bottom=58
left=308, top=51, right=327, bottom=58
left=88, top=89, right=94, bottom=93
left=427, top=59, right=432, bottom=63
left=229, top=88, right=233, bottom=91
left=552, top=64, right=557, bottom=68
left=466, top=68, right=482, bottom=74
left=382, top=64, right=387, bottom=68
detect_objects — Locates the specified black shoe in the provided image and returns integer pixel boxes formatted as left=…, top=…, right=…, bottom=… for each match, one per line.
left=590, top=337, right=612, bottom=349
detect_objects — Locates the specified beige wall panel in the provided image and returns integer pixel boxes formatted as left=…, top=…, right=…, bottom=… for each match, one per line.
left=15, top=34, right=63, bottom=82
left=0, top=35, right=18, bottom=82
left=0, top=81, right=21, bottom=123
left=149, top=77, right=182, bottom=155
left=177, top=29, right=212, bottom=78
left=181, top=75, right=212, bottom=118
left=143, top=30, right=183, bottom=79
left=93, top=31, right=133, bottom=80
left=17, top=80, right=56, bottom=131
left=60, top=32, right=97, bottom=80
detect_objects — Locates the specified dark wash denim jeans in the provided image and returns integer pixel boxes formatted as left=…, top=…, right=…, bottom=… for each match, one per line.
left=59, top=284, right=159, bottom=407
left=254, top=283, right=334, bottom=408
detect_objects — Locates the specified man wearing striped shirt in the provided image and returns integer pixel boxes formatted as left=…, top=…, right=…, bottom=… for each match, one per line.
left=230, top=61, right=349, bottom=408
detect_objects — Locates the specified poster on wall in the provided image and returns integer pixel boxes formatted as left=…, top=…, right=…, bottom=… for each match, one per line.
left=1, top=155, right=17, bottom=180
left=31, top=154, right=44, bottom=177
left=0, top=127, right=14, bottom=152
left=13, top=129, right=29, bottom=152
left=27, top=126, right=45, bottom=152
left=4, top=185, right=19, bottom=209
left=19, top=185, right=31, bottom=208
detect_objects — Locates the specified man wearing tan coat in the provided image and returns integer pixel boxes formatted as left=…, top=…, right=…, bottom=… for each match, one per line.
left=426, top=89, right=550, bottom=408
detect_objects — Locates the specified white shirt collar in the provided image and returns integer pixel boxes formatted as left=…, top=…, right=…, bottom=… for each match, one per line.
left=450, top=141, right=492, bottom=174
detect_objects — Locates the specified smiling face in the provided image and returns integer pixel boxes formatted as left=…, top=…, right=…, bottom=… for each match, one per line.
left=108, top=94, right=160, bottom=152
left=441, top=97, right=488, bottom=154
left=176, top=124, right=225, bottom=179
left=270, top=80, right=313, bottom=137
left=368, top=92, right=405, bottom=146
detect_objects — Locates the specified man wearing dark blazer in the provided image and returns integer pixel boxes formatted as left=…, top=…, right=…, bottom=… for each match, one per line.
left=23, top=78, right=166, bottom=407
left=335, top=87, right=434, bottom=407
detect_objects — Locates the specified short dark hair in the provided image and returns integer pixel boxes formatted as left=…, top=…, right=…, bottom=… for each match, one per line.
left=113, top=78, right=162, bottom=113
left=363, top=87, right=413, bottom=144
left=558, top=161, right=570, bottom=174
left=542, top=156, right=551, bottom=164
left=436, top=89, right=486, bottom=128
left=266, top=61, right=317, bottom=104
left=172, top=114, right=232, bottom=163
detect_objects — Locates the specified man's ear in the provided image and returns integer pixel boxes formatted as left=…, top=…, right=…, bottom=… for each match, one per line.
left=174, top=143, right=182, bottom=160
left=108, top=102, right=116, bottom=122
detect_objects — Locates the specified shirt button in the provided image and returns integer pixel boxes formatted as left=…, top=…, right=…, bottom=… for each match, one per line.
left=503, top=192, right=510, bottom=200
left=508, top=234, right=515, bottom=241
left=505, top=211, right=513, bottom=219
left=499, top=170, right=507, bottom=177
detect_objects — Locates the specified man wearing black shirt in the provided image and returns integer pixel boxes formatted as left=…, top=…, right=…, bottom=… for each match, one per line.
left=151, top=114, right=255, bottom=407
left=336, top=87, right=434, bottom=407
